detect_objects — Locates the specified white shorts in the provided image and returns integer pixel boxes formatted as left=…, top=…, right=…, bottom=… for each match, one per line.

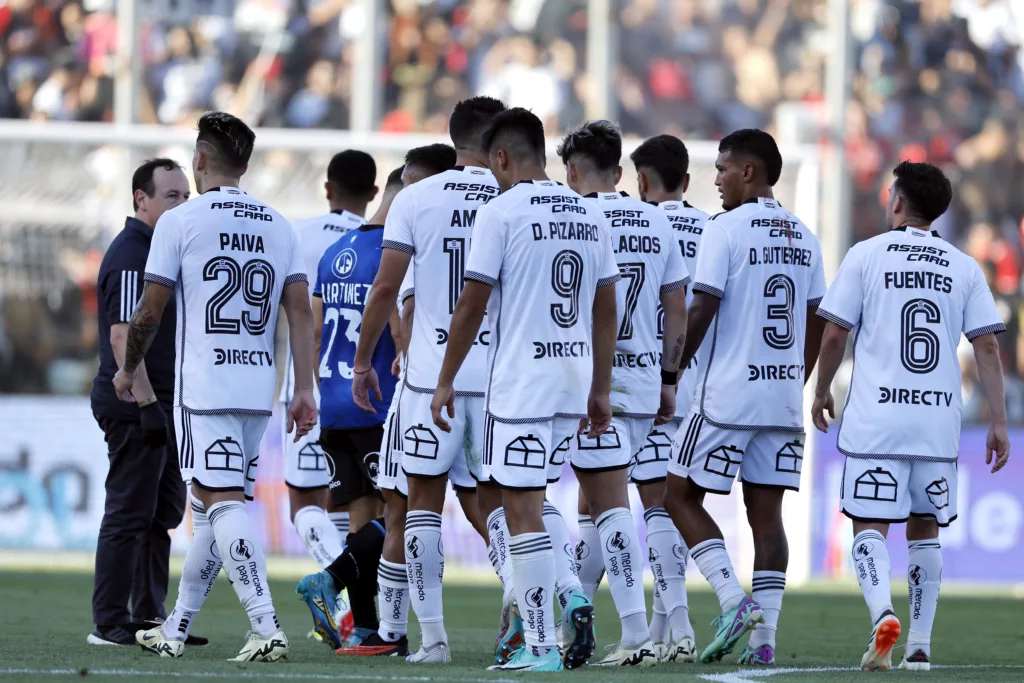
left=667, top=411, right=805, bottom=494
left=482, top=414, right=578, bottom=490
left=571, top=416, right=654, bottom=473
left=630, top=418, right=682, bottom=485
left=175, top=408, right=270, bottom=501
left=400, top=389, right=483, bottom=483
left=841, top=458, right=958, bottom=527
left=281, top=406, right=329, bottom=490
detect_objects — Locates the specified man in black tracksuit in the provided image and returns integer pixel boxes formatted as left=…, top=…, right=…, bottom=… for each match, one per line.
left=88, top=159, right=204, bottom=646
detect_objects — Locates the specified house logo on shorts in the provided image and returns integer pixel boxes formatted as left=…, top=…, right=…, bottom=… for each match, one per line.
left=704, top=445, right=743, bottom=478
left=606, top=531, right=630, bottom=553
left=853, top=467, right=898, bottom=502
left=504, top=435, right=545, bottom=469
left=205, top=437, right=244, bottom=472
left=405, top=424, right=440, bottom=460
left=908, top=564, right=927, bottom=585
left=406, top=535, right=424, bottom=559
left=926, top=478, right=950, bottom=509
left=230, top=539, right=253, bottom=562
left=526, top=586, right=546, bottom=609
left=775, top=440, right=804, bottom=474
left=331, top=248, right=358, bottom=280
left=637, top=431, right=672, bottom=464
left=297, top=442, right=327, bottom=472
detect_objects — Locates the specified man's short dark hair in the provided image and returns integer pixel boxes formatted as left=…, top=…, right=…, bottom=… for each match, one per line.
left=196, top=111, right=256, bottom=175
left=482, top=108, right=546, bottom=163
left=405, top=143, right=457, bottom=175
left=630, top=134, right=689, bottom=192
left=556, top=120, right=622, bottom=174
left=449, top=96, right=506, bottom=151
left=718, top=128, right=783, bottom=186
left=132, top=158, right=182, bottom=211
left=892, top=160, right=953, bottom=223
left=386, top=166, right=405, bottom=190
left=327, top=149, right=377, bottom=198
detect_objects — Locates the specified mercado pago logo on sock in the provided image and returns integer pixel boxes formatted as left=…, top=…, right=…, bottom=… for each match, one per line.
left=606, top=531, right=629, bottom=553
left=230, top=539, right=253, bottom=562
left=524, top=587, right=549, bottom=645
left=407, top=535, right=424, bottom=559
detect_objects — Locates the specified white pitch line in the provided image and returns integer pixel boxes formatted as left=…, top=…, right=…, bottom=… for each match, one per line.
left=697, top=664, right=1024, bottom=683
left=0, top=669, right=520, bottom=683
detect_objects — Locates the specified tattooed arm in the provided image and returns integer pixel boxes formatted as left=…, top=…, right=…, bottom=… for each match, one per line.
left=657, top=286, right=689, bottom=425
left=113, top=282, right=173, bottom=401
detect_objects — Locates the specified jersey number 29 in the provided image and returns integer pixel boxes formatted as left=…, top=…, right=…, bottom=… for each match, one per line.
left=204, top=256, right=274, bottom=335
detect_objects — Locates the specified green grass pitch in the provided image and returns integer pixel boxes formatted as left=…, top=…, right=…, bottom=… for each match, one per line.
left=1, top=570, right=1021, bottom=682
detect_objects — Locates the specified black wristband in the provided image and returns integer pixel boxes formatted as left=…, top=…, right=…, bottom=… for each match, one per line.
left=661, top=369, right=678, bottom=386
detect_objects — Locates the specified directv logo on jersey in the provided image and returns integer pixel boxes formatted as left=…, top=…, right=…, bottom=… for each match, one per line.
left=214, top=348, right=273, bottom=366
left=748, top=364, right=803, bottom=381
left=436, top=328, right=489, bottom=346
left=533, top=340, right=591, bottom=359
left=614, top=351, right=660, bottom=368
left=879, top=387, right=953, bottom=407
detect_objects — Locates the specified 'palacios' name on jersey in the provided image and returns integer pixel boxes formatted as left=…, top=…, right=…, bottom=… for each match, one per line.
left=604, top=209, right=649, bottom=228
left=211, top=201, right=274, bottom=222
left=748, top=245, right=813, bottom=267
left=533, top=340, right=591, bottom=359
left=214, top=348, right=273, bottom=366
left=531, top=221, right=600, bottom=242
left=886, top=243, right=949, bottom=266
left=442, top=181, right=499, bottom=203
left=219, top=232, right=265, bottom=253
left=748, top=363, right=804, bottom=381
left=321, top=282, right=372, bottom=306
left=884, top=271, right=953, bottom=293
left=530, top=195, right=587, bottom=215
left=879, top=386, right=953, bottom=407
left=613, top=234, right=661, bottom=254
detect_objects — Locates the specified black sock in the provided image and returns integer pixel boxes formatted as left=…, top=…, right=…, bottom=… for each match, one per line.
left=325, top=519, right=386, bottom=628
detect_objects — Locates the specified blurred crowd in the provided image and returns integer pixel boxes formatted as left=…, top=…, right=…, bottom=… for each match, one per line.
left=1, top=0, right=1023, bottom=421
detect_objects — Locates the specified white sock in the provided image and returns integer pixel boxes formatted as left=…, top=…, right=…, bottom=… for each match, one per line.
left=907, top=538, right=941, bottom=652
left=543, top=502, right=583, bottom=610
left=486, top=508, right=514, bottom=603
left=294, top=505, right=344, bottom=569
left=161, top=495, right=222, bottom=640
left=377, top=559, right=410, bottom=642
left=749, top=570, right=785, bottom=649
left=405, top=510, right=447, bottom=647
left=690, top=538, right=746, bottom=612
left=852, top=530, right=892, bottom=625
left=575, top=514, right=604, bottom=599
left=208, top=501, right=278, bottom=638
left=509, top=532, right=557, bottom=656
left=644, top=507, right=693, bottom=641
left=649, top=590, right=670, bottom=644
left=595, top=507, right=649, bottom=647
left=329, top=511, right=350, bottom=548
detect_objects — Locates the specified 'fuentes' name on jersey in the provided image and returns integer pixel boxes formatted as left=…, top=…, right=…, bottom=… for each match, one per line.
left=883, top=271, right=953, bottom=293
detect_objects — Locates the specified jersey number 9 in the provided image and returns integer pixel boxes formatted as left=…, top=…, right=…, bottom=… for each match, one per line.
left=550, top=250, right=584, bottom=328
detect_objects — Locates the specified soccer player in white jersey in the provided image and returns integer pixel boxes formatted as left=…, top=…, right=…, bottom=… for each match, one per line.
left=350, top=97, right=506, bottom=664
left=430, top=108, right=620, bottom=672
left=662, top=129, right=827, bottom=666
left=558, top=121, right=689, bottom=668
left=811, top=162, right=1010, bottom=672
left=113, top=112, right=318, bottom=662
left=621, top=134, right=709, bottom=661
left=282, top=150, right=376, bottom=595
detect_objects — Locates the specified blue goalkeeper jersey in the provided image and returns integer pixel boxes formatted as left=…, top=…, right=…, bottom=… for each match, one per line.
left=313, top=224, right=397, bottom=429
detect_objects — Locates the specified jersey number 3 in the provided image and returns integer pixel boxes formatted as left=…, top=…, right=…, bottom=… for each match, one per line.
left=763, top=274, right=796, bottom=350
left=204, top=256, right=274, bottom=335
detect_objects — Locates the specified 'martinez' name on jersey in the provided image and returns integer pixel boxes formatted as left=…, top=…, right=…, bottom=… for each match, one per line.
left=279, top=209, right=364, bottom=403
left=692, top=197, right=825, bottom=431
left=817, top=227, right=1005, bottom=461
left=382, top=166, right=499, bottom=396
left=465, top=180, right=620, bottom=422
left=660, top=200, right=710, bottom=417
left=588, top=191, right=689, bottom=417
left=145, top=187, right=304, bottom=415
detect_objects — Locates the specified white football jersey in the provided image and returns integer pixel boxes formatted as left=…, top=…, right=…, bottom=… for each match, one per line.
left=586, top=192, right=689, bottom=417
left=691, top=197, right=826, bottom=431
left=279, top=209, right=364, bottom=403
left=145, top=187, right=304, bottom=415
left=383, top=166, right=499, bottom=396
left=465, top=180, right=620, bottom=421
left=817, top=227, right=1004, bottom=461
left=659, top=200, right=710, bottom=417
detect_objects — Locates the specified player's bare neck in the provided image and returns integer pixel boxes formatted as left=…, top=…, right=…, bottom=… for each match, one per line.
left=200, top=175, right=241, bottom=194
left=893, top=215, right=930, bottom=232
left=454, top=149, right=489, bottom=169
left=511, top=164, right=549, bottom=187
left=646, top=190, right=682, bottom=204
left=574, top=178, right=617, bottom=197
left=741, top=187, right=775, bottom=205
left=329, top=200, right=368, bottom=218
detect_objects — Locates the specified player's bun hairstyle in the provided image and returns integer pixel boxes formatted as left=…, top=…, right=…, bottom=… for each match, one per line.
left=386, top=165, right=405, bottom=190
left=449, top=96, right=507, bottom=151
left=718, top=128, right=783, bottom=186
left=629, top=134, right=689, bottom=192
left=405, top=143, right=457, bottom=175
left=892, top=161, right=953, bottom=223
left=556, top=120, right=622, bottom=173
left=132, top=158, right=182, bottom=211
left=196, top=112, right=255, bottom=174
left=327, top=149, right=377, bottom=197
left=481, top=107, right=546, bottom=161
